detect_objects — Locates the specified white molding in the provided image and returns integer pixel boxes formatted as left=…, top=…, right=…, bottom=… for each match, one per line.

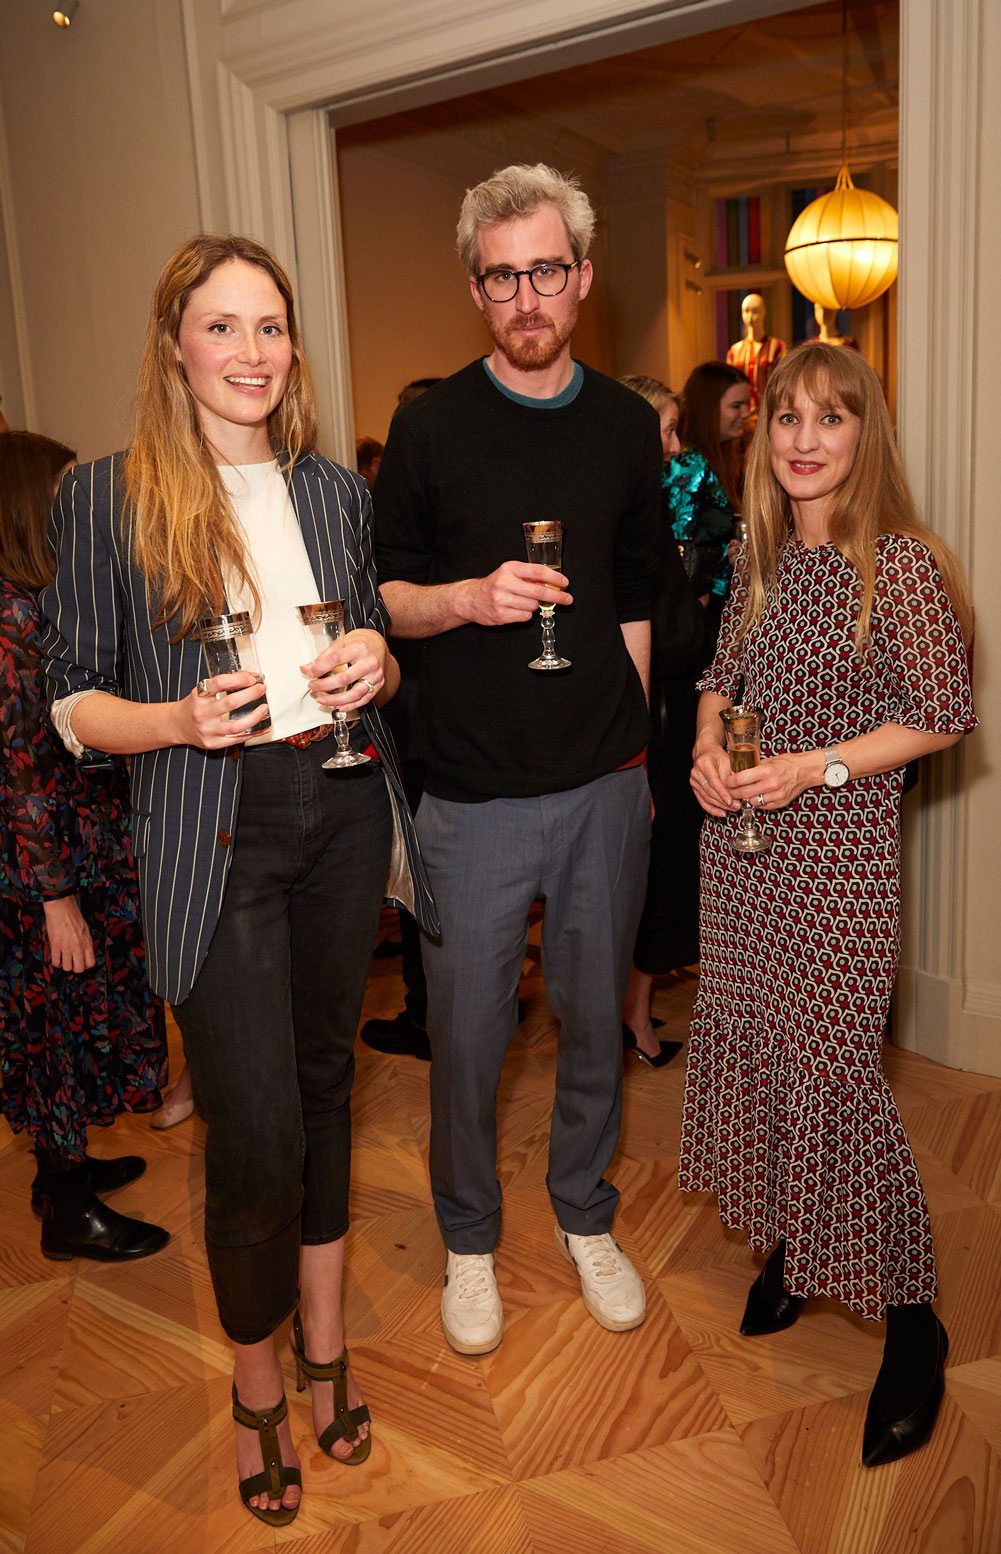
left=898, top=0, right=981, bottom=566
left=215, top=0, right=811, bottom=115
left=965, top=981, right=1001, bottom=1022
left=216, top=62, right=266, bottom=237
left=180, top=0, right=218, bottom=229
left=286, top=111, right=356, bottom=464
left=0, top=81, right=35, bottom=427
left=215, top=59, right=298, bottom=276
left=895, top=0, right=982, bottom=1039
left=894, top=967, right=1001, bottom=1080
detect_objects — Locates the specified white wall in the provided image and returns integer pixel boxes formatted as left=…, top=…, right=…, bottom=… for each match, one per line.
left=0, top=0, right=200, bottom=458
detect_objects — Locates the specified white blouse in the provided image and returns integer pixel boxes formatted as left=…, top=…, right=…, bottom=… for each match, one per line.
left=55, top=460, right=333, bottom=753
left=218, top=461, right=325, bottom=744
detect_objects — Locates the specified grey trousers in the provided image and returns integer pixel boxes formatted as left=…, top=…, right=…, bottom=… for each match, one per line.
left=417, top=766, right=650, bottom=1253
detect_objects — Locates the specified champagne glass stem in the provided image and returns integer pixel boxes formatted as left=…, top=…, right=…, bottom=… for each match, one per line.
left=539, top=606, right=557, bottom=662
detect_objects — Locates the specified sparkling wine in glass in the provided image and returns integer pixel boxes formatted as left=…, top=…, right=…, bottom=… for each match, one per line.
left=523, top=520, right=570, bottom=670
left=196, top=612, right=271, bottom=734
left=718, top=704, right=772, bottom=855
left=296, top=600, right=371, bottom=769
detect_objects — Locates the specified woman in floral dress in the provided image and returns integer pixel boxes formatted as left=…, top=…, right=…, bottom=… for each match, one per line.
left=0, top=431, right=167, bottom=1260
left=685, top=342, right=976, bottom=1468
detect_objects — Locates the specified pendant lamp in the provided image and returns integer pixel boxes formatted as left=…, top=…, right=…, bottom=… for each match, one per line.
left=783, top=2, right=898, bottom=310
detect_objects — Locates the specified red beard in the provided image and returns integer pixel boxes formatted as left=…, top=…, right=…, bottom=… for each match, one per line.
left=490, top=305, right=577, bottom=372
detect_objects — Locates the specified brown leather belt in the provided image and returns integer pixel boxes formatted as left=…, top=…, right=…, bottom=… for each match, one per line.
left=280, top=724, right=335, bottom=750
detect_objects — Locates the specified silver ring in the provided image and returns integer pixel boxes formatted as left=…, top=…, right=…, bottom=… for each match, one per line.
left=362, top=677, right=376, bottom=695
left=757, top=792, right=766, bottom=805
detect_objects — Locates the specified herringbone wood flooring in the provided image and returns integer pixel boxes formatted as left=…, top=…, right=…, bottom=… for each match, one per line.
left=2, top=912, right=1000, bottom=1553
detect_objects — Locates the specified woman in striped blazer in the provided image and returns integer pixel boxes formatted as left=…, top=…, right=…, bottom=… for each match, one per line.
left=41, top=235, right=437, bottom=1528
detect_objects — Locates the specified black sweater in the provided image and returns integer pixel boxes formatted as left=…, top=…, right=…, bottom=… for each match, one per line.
left=374, top=361, right=660, bottom=801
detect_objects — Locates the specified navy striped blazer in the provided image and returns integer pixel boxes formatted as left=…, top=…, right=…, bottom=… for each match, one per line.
left=40, top=451, right=438, bottom=1006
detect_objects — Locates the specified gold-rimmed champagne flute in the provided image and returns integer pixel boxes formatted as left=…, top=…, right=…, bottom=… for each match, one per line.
left=296, top=600, right=371, bottom=769
left=523, top=520, right=570, bottom=670
left=718, top=704, right=773, bottom=855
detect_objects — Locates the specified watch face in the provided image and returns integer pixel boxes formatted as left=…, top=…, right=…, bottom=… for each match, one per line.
left=825, top=759, right=850, bottom=788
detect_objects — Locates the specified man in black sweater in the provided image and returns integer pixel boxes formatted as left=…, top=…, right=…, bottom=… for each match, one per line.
left=375, top=163, right=659, bottom=1355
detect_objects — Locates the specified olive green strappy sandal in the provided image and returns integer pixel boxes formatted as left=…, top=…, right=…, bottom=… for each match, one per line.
left=231, top=1385, right=302, bottom=1526
left=290, top=1309, right=372, bottom=1464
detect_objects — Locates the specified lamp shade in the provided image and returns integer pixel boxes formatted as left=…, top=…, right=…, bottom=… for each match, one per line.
left=784, top=165, right=898, bottom=310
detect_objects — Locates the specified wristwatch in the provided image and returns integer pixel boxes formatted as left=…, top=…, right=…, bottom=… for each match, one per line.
left=823, top=742, right=850, bottom=789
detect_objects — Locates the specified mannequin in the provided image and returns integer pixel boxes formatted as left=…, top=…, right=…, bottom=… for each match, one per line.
left=726, top=293, right=786, bottom=421
left=813, top=301, right=859, bottom=350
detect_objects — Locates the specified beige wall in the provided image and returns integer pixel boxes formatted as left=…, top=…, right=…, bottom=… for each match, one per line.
left=0, top=0, right=200, bottom=458
left=337, top=144, right=491, bottom=443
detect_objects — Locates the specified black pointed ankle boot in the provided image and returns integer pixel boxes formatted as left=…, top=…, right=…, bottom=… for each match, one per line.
left=740, top=1238, right=805, bottom=1337
left=861, top=1305, right=948, bottom=1468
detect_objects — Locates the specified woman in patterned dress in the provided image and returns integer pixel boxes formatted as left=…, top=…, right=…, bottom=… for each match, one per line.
left=0, top=431, right=168, bottom=1260
left=684, top=342, right=976, bottom=1468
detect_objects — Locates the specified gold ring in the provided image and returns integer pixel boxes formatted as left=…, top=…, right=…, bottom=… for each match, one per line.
left=197, top=678, right=211, bottom=696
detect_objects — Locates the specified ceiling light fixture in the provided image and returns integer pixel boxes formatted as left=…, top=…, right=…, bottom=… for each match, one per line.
left=783, top=0, right=898, bottom=310
left=53, top=3, right=79, bottom=26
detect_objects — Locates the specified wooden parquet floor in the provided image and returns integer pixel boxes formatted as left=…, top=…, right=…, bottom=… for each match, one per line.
left=2, top=912, right=1001, bottom=1554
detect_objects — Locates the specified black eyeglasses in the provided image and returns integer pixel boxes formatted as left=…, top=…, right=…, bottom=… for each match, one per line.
left=476, top=261, right=580, bottom=303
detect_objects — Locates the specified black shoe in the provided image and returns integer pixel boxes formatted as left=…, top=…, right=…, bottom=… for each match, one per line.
left=31, top=1153, right=147, bottom=1216
left=40, top=1186, right=169, bottom=1262
left=622, top=1019, right=682, bottom=1069
left=861, top=1312, right=948, bottom=1468
left=359, top=1011, right=431, bottom=1061
left=740, top=1239, right=804, bottom=1336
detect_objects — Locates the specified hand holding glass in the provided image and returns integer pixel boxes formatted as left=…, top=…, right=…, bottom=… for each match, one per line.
left=523, top=520, right=571, bottom=670
left=296, top=600, right=371, bottom=769
left=196, top=612, right=271, bottom=735
left=718, top=704, right=772, bottom=855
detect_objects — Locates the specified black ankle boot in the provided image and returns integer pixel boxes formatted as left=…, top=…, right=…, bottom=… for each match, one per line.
left=40, top=1180, right=169, bottom=1263
left=29, top=1152, right=87, bottom=1219
left=30, top=1152, right=147, bottom=1216
left=740, top=1239, right=805, bottom=1337
left=861, top=1305, right=948, bottom=1468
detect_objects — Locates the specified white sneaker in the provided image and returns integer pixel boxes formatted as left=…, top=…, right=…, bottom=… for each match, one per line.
left=440, top=1250, right=503, bottom=1355
left=555, top=1224, right=646, bottom=1331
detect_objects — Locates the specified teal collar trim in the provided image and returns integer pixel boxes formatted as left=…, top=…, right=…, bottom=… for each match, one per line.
left=482, top=357, right=584, bottom=408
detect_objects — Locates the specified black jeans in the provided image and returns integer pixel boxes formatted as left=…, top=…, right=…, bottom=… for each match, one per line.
left=172, top=740, right=391, bottom=1344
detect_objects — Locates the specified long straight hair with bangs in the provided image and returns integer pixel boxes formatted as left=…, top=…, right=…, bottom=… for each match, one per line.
left=122, top=234, right=318, bottom=638
left=739, top=341, right=972, bottom=654
left=0, top=431, right=76, bottom=591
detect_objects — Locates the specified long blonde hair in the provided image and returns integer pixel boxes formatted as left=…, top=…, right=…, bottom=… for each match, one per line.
left=122, top=234, right=318, bottom=637
left=739, top=342, right=972, bottom=654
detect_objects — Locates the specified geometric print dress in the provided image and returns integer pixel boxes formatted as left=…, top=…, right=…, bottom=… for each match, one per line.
left=679, top=533, right=977, bottom=1319
left=1, top=579, right=166, bottom=1163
